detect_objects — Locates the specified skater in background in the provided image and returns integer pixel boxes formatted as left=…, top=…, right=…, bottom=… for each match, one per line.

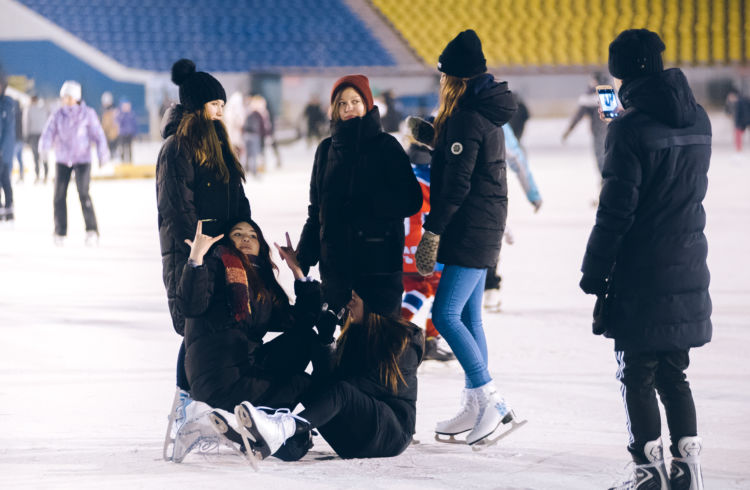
left=25, top=94, right=49, bottom=183
left=227, top=287, right=424, bottom=462
left=0, top=73, right=15, bottom=221
left=302, top=94, right=326, bottom=147
left=116, top=99, right=137, bottom=163
left=100, top=91, right=119, bottom=158
left=156, top=59, right=251, bottom=461
left=296, top=74, right=422, bottom=345
left=12, top=95, right=24, bottom=182
left=562, top=71, right=610, bottom=179
left=725, top=88, right=750, bottom=152
left=414, top=30, right=524, bottom=447
left=39, top=80, right=109, bottom=244
left=170, top=219, right=323, bottom=463
left=223, top=91, right=247, bottom=165
left=401, top=115, right=455, bottom=362
left=508, top=92, right=530, bottom=141
left=483, top=123, right=542, bottom=312
left=580, top=29, right=711, bottom=490
left=242, top=95, right=265, bottom=177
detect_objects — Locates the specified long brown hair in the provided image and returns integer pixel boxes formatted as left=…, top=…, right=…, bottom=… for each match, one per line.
left=176, top=106, right=244, bottom=183
left=433, top=74, right=468, bottom=145
left=336, top=310, right=412, bottom=394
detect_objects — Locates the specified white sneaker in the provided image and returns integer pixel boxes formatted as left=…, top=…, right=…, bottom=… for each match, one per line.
left=53, top=234, right=64, bottom=246
left=466, top=383, right=514, bottom=445
left=670, top=436, right=703, bottom=490
left=234, top=401, right=308, bottom=460
left=435, top=388, right=479, bottom=438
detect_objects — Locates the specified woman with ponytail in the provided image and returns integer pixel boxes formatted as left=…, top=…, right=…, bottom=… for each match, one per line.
left=157, top=59, right=251, bottom=461
left=413, top=30, right=525, bottom=447
left=224, top=286, right=424, bottom=462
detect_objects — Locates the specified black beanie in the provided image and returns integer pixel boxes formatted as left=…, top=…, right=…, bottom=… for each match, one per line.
left=171, top=59, right=226, bottom=113
left=438, top=29, right=487, bottom=78
left=354, top=275, right=403, bottom=320
left=608, top=29, right=665, bottom=80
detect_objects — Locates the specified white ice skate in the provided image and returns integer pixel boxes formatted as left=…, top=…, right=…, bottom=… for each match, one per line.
left=434, top=388, right=479, bottom=444
left=608, top=438, right=670, bottom=490
left=234, top=401, right=310, bottom=462
left=208, top=408, right=259, bottom=469
left=466, top=383, right=527, bottom=450
left=163, top=388, right=191, bottom=461
left=670, top=436, right=703, bottom=490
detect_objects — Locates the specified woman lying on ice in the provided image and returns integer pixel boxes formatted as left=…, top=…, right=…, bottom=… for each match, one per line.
left=210, top=284, right=425, bottom=463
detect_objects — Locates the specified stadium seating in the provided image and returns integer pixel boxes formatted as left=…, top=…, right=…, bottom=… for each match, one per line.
left=372, top=0, right=747, bottom=69
left=17, top=0, right=395, bottom=71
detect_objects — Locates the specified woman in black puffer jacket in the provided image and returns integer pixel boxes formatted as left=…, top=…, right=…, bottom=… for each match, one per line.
left=156, top=60, right=251, bottom=461
left=297, top=75, right=422, bottom=338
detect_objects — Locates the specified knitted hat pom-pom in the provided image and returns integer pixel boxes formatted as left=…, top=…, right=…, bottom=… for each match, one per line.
left=171, top=59, right=196, bottom=86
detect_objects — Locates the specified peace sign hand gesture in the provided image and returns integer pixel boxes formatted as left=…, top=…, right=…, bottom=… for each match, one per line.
left=274, top=232, right=304, bottom=280
left=185, top=220, right=224, bottom=266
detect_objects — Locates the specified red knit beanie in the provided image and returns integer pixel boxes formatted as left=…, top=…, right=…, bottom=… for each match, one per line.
left=330, top=74, right=374, bottom=112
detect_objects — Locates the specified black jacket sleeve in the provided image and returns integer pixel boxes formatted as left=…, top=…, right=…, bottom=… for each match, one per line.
left=297, top=139, right=329, bottom=271
left=424, top=111, right=483, bottom=234
left=176, top=260, right=218, bottom=318
left=157, top=138, right=198, bottom=251
left=581, top=120, right=643, bottom=280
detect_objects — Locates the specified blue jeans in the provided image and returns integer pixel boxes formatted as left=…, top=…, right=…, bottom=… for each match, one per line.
left=432, top=265, right=490, bottom=388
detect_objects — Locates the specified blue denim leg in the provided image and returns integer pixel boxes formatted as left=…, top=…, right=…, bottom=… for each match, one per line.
left=433, top=265, right=490, bottom=389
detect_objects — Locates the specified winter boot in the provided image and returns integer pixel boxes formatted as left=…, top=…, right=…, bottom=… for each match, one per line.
left=435, top=388, right=479, bottom=442
left=85, top=230, right=99, bottom=246
left=670, top=436, right=703, bottom=490
left=609, top=439, right=670, bottom=490
left=466, top=383, right=520, bottom=446
left=483, top=289, right=502, bottom=312
left=424, top=336, right=456, bottom=362
left=234, top=401, right=311, bottom=460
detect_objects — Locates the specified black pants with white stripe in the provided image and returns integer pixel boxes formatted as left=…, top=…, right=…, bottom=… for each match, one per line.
left=615, top=350, right=697, bottom=464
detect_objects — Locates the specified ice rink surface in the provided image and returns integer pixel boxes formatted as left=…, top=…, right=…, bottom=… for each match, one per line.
left=1, top=117, right=748, bottom=489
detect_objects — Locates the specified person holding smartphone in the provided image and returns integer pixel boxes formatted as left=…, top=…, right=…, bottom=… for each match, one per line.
left=580, top=29, right=711, bottom=490
left=156, top=59, right=251, bottom=461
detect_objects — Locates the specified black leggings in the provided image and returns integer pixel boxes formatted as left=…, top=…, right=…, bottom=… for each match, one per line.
left=616, top=350, right=697, bottom=462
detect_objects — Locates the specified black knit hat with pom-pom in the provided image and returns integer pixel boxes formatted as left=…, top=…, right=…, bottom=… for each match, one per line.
left=171, top=59, right=226, bottom=112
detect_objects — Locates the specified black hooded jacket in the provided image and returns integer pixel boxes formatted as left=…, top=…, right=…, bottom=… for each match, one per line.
left=156, top=104, right=251, bottom=335
left=297, top=108, right=422, bottom=312
left=581, top=69, right=712, bottom=352
left=319, top=322, right=424, bottom=459
left=424, top=74, right=517, bottom=268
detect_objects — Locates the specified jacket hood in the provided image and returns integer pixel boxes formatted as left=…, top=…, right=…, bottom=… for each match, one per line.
left=330, top=106, right=382, bottom=148
left=619, top=68, right=698, bottom=128
left=160, top=103, right=185, bottom=139
left=461, top=74, right=516, bottom=127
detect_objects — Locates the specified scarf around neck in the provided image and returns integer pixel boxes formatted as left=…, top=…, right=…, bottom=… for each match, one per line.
left=216, top=245, right=256, bottom=321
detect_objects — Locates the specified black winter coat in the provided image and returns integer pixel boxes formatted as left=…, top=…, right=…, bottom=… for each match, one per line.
left=581, top=69, right=712, bottom=352
left=156, top=104, right=251, bottom=335
left=177, top=252, right=321, bottom=410
left=425, top=74, right=517, bottom=268
left=297, top=108, right=422, bottom=311
left=325, top=323, right=424, bottom=458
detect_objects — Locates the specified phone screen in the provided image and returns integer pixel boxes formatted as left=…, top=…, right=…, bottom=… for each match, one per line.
left=597, top=87, right=619, bottom=119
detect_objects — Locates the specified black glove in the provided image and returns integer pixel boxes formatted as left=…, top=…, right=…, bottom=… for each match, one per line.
left=315, top=303, right=345, bottom=345
left=579, top=275, right=607, bottom=296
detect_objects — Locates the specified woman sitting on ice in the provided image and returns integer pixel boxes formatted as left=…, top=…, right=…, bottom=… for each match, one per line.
left=213, top=284, right=424, bottom=462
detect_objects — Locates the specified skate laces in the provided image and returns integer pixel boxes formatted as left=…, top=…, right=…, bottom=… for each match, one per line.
left=269, top=408, right=310, bottom=445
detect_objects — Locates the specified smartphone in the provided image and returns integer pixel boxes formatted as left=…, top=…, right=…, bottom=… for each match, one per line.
left=596, top=85, right=620, bottom=120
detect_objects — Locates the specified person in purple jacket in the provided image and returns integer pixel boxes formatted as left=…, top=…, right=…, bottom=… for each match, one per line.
left=39, top=80, right=109, bottom=245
